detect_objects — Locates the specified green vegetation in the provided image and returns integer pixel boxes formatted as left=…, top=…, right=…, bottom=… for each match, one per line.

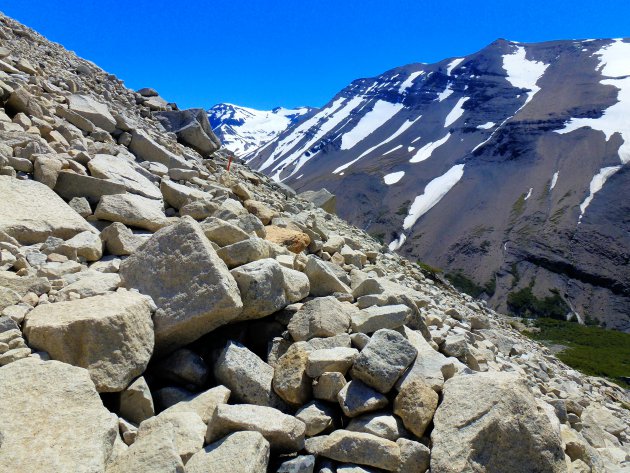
left=509, top=262, right=520, bottom=288
left=510, top=193, right=527, bottom=220
left=507, top=286, right=570, bottom=320
left=528, top=318, right=630, bottom=388
left=446, top=271, right=485, bottom=298
left=417, top=261, right=442, bottom=276
left=369, top=232, right=385, bottom=244
left=396, top=200, right=410, bottom=216
left=483, top=276, right=496, bottom=297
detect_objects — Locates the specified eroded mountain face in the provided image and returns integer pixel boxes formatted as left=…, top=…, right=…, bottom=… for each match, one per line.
left=244, top=38, right=630, bottom=331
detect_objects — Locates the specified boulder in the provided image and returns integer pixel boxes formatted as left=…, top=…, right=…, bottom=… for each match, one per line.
left=313, top=371, right=347, bottom=402
left=216, top=237, right=270, bottom=268
left=243, top=199, right=276, bottom=224
left=277, top=455, right=316, bottom=473
left=62, top=230, right=103, bottom=261
left=287, top=296, right=353, bottom=341
left=0, top=175, right=95, bottom=244
left=338, top=380, right=389, bottom=418
left=94, top=193, right=169, bottom=232
left=397, top=438, right=430, bottom=473
left=305, top=430, right=400, bottom=471
left=161, top=385, right=231, bottom=423
left=214, top=340, right=281, bottom=408
left=185, top=431, right=270, bottom=473
left=159, top=179, right=207, bottom=209
left=0, top=358, right=118, bottom=473
left=273, top=341, right=313, bottom=405
left=105, top=422, right=184, bottom=473
left=68, top=94, right=116, bottom=132
left=129, top=129, right=191, bottom=169
left=430, top=372, right=567, bottom=473
left=351, top=329, right=417, bottom=394
left=347, top=412, right=406, bottom=441
left=393, top=379, right=438, bottom=438
left=55, top=270, right=121, bottom=301
left=154, top=109, right=221, bottom=156
left=306, top=346, right=359, bottom=378
left=299, top=188, right=336, bottom=214
left=295, top=400, right=336, bottom=436
left=54, top=171, right=128, bottom=205
left=23, top=291, right=154, bottom=392
left=88, top=153, right=162, bottom=200
left=119, top=217, right=243, bottom=353
left=119, top=376, right=155, bottom=424
left=100, top=222, right=143, bottom=255
left=304, top=255, right=352, bottom=296
left=265, top=225, right=311, bottom=253
left=207, top=403, right=306, bottom=451
left=136, top=411, right=206, bottom=463
left=201, top=217, right=250, bottom=246
left=350, top=304, right=410, bottom=333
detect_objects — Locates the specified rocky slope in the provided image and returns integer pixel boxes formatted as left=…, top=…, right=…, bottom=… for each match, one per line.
left=242, top=38, right=630, bottom=332
left=208, top=103, right=313, bottom=158
left=0, top=12, right=628, bottom=473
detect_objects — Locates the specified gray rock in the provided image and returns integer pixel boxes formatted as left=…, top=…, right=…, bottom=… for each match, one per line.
left=160, top=385, right=231, bottom=424
left=88, top=153, right=162, bottom=200
left=119, top=216, right=243, bottom=353
left=393, top=379, right=438, bottom=438
left=397, top=438, right=430, bottom=473
left=119, top=376, right=154, bottom=424
left=23, top=291, right=154, bottom=392
left=201, top=217, right=250, bottom=246
left=69, top=197, right=92, bottom=217
left=306, top=346, right=359, bottom=378
left=277, top=454, right=316, bottom=473
left=207, top=403, right=306, bottom=451
left=95, top=193, right=169, bottom=232
left=214, top=341, right=281, bottom=408
left=338, top=380, right=388, bottom=418
left=287, top=296, right=353, bottom=341
left=313, top=371, right=347, bottom=402
left=129, top=129, right=190, bottom=169
left=100, top=222, right=143, bottom=255
left=186, top=431, right=270, bottom=473
left=351, top=329, right=417, bottom=394
left=154, top=109, right=221, bottom=156
left=54, top=171, right=128, bottom=205
left=347, top=412, right=406, bottom=441
left=154, top=348, right=209, bottom=388
left=299, top=188, right=336, bottom=214
left=230, top=258, right=287, bottom=320
left=136, top=411, right=206, bottom=463
left=430, top=372, right=567, bottom=473
left=67, top=94, right=116, bottom=132
left=351, top=304, right=410, bottom=333
left=55, top=270, right=121, bottom=301
left=0, top=358, right=118, bottom=473
left=159, top=178, right=207, bottom=209
left=304, top=256, right=352, bottom=296
left=272, top=341, right=313, bottom=406
left=217, top=237, right=270, bottom=268
left=62, top=230, right=103, bottom=261
left=295, top=400, right=336, bottom=436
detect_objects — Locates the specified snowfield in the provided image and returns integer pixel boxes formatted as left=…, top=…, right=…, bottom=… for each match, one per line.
left=383, top=171, right=405, bottom=185
left=409, top=133, right=451, bottom=163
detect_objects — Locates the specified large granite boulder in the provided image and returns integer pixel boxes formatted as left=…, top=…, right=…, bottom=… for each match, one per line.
left=155, top=108, right=221, bottom=156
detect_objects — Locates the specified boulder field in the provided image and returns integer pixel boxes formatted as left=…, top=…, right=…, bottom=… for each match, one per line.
left=0, top=12, right=627, bottom=473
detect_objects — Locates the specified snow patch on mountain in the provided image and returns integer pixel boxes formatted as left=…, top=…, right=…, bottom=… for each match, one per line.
left=444, top=97, right=469, bottom=127
left=579, top=165, right=622, bottom=222
left=437, top=84, right=454, bottom=102
left=477, top=121, right=495, bottom=130
left=383, top=171, right=405, bottom=185
left=446, top=58, right=465, bottom=75
left=502, top=46, right=549, bottom=108
left=340, top=100, right=404, bottom=150
left=550, top=171, right=559, bottom=190
left=398, top=71, right=424, bottom=94
left=409, top=133, right=451, bottom=163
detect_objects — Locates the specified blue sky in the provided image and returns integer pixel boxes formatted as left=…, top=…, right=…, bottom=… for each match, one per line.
left=3, top=1, right=629, bottom=110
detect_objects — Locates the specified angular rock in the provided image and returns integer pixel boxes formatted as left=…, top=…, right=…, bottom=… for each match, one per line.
left=154, top=348, right=209, bottom=388
left=431, top=372, right=567, bottom=473
left=397, top=438, right=430, bottom=473
left=159, top=178, right=207, bottom=209
left=119, top=217, right=243, bottom=353
left=201, top=217, right=250, bottom=246
left=216, top=237, right=270, bottom=268
left=273, top=341, right=313, bottom=406
left=207, top=403, right=306, bottom=451
left=88, top=153, right=162, bottom=200
left=69, top=196, right=92, bottom=217
left=243, top=199, right=276, bottom=224
left=214, top=340, right=281, bottom=408
left=62, top=230, right=103, bottom=261
left=338, top=380, right=389, bottom=418
left=54, top=171, right=128, bottom=205
left=393, top=379, right=438, bottom=438
left=305, top=430, right=400, bottom=471
left=161, top=385, right=231, bottom=423
left=313, top=371, right=347, bottom=402
left=295, top=400, right=336, bottom=436
left=351, top=304, right=410, bottom=333
left=351, top=329, right=417, bottom=394
left=306, top=346, right=359, bottom=378
left=299, top=188, right=336, bottom=214
left=129, top=129, right=190, bottom=169
left=277, top=455, right=316, bottom=473
left=119, top=376, right=155, bottom=424
left=347, top=413, right=406, bottom=441
left=100, top=222, right=143, bottom=255
left=23, top=291, right=154, bottom=392
left=265, top=225, right=311, bottom=253
left=55, top=270, right=121, bottom=301
left=0, top=175, right=95, bottom=244
left=68, top=94, right=116, bottom=132
left=281, top=266, right=310, bottom=303
left=95, top=193, right=169, bottom=232
left=186, top=431, right=270, bottom=473
left=154, top=109, right=221, bottom=156
left=288, top=296, right=353, bottom=342
left=136, top=411, right=206, bottom=463
left=0, top=358, right=118, bottom=473
left=304, top=255, right=352, bottom=296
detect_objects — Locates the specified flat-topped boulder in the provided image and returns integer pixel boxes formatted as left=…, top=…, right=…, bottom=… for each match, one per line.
left=67, top=94, right=116, bottom=132
left=0, top=175, right=95, bottom=244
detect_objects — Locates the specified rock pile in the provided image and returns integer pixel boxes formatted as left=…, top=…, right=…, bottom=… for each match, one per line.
left=0, top=12, right=628, bottom=473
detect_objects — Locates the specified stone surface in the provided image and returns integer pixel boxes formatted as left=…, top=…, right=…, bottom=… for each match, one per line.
left=430, top=372, right=568, bottom=473
left=347, top=412, right=406, bottom=441
left=295, top=400, right=336, bottom=436
left=306, top=346, right=359, bottom=378
left=338, top=380, right=389, bottom=418
left=119, top=376, right=155, bottom=424
left=120, top=216, right=243, bottom=353
left=186, top=431, right=270, bottom=473
left=68, top=94, right=117, bottom=132
left=288, top=296, right=353, bottom=341
left=265, top=225, right=311, bottom=253
left=201, top=217, right=250, bottom=246
left=55, top=270, right=121, bottom=301
left=273, top=341, right=313, bottom=406
left=277, top=455, right=316, bottom=473
left=393, top=379, right=438, bottom=438
left=207, top=403, right=306, bottom=451
left=313, top=371, right=347, bottom=402
left=100, top=222, right=143, bottom=255
left=299, top=188, right=336, bottom=214
left=397, top=438, right=430, bottom=473
left=88, top=153, right=162, bottom=200
left=160, top=385, right=231, bottom=423
left=305, top=430, right=400, bottom=471
left=214, top=340, right=281, bottom=408
left=129, top=129, right=189, bottom=169
left=62, top=230, right=103, bottom=261
left=160, top=178, right=207, bottom=209
left=23, top=291, right=154, bottom=392
left=217, top=237, right=270, bottom=268
left=95, top=193, right=169, bottom=232
left=0, top=175, right=95, bottom=244
left=154, top=108, right=221, bottom=156
left=304, top=255, right=352, bottom=296
left=351, top=304, right=410, bottom=333
left=136, top=411, right=206, bottom=463
left=0, top=358, right=118, bottom=473
left=54, top=171, right=128, bottom=205
left=351, top=329, right=417, bottom=394
left=154, top=348, right=209, bottom=388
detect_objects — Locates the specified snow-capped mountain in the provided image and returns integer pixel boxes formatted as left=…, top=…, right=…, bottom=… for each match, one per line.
left=207, top=103, right=313, bottom=157
left=244, top=38, right=630, bottom=330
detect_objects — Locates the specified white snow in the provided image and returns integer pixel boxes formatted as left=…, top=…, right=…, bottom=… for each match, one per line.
left=209, top=104, right=311, bottom=157
left=437, top=84, right=454, bottom=102
left=550, top=171, right=559, bottom=190
left=383, top=171, right=405, bottom=185
left=446, top=58, right=465, bottom=76
left=388, top=233, right=407, bottom=251
left=407, top=146, right=415, bottom=152
left=502, top=45, right=549, bottom=108
left=333, top=116, right=420, bottom=173
left=578, top=165, right=622, bottom=222
left=340, top=100, right=404, bottom=150
left=477, top=122, right=495, bottom=130
left=398, top=71, right=424, bottom=94
left=409, top=133, right=451, bottom=163
left=444, top=97, right=469, bottom=128
left=402, top=164, right=465, bottom=230
left=556, top=39, right=630, bottom=165
left=524, top=187, right=533, bottom=200
left=383, top=144, right=403, bottom=155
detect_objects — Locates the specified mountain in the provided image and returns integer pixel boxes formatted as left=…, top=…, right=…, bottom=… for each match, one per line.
left=207, top=103, right=313, bottom=157
left=243, top=38, right=630, bottom=331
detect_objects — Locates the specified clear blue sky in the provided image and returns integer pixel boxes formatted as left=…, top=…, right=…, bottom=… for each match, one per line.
left=3, top=1, right=629, bottom=110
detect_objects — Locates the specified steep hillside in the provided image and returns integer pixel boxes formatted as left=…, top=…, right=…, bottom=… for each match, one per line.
left=208, top=103, right=313, bottom=157
left=0, top=13, right=628, bottom=473
left=244, top=38, right=630, bottom=332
